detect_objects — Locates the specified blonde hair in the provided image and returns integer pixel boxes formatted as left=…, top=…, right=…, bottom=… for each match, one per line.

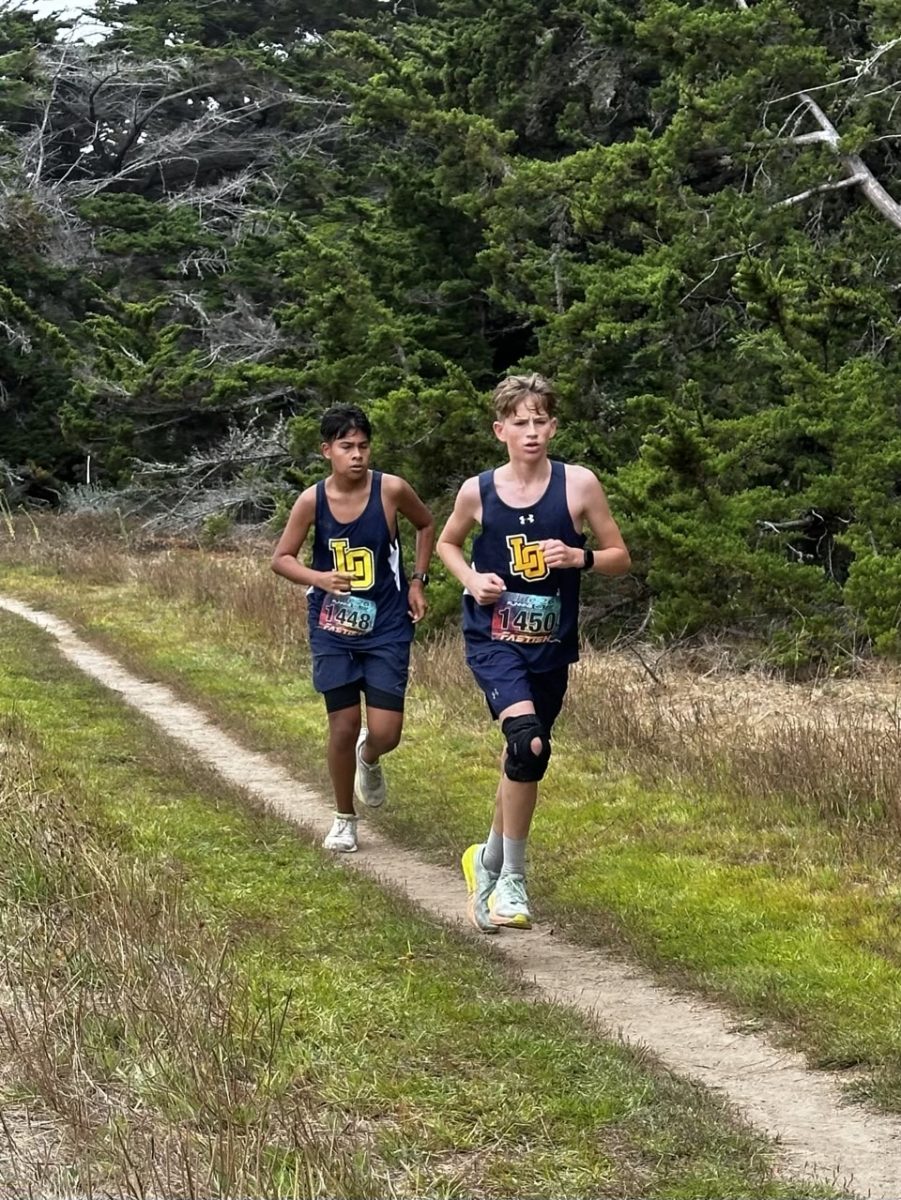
left=491, top=373, right=558, bottom=420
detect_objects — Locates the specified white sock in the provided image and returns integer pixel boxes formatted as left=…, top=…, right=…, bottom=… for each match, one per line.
left=500, top=835, right=526, bottom=878
left=482, top=827, right=503, bottom=874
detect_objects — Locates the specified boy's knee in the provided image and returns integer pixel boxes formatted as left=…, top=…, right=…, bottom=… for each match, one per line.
left=502, top=714, right=551, bottom=782
left=329, top=711, right=361, bottom=746
left=368, top=724, right=402, bottom=755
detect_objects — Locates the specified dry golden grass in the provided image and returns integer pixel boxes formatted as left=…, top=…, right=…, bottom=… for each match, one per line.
left=564, top=651, right=901, bottom=827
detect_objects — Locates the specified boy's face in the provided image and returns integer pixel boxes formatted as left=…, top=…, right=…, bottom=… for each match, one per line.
left=493, top=398, right=556, bottom=460
left=322, top=427, right=371, bottom=478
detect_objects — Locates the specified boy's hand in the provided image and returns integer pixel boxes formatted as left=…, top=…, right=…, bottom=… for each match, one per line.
left=467, top=570, right=505, bottom=605
left=318, top=570, right=355, bottom=595
left=408, top=583, right=428, bottom=623
left=539, top=539, right=580, bottom=569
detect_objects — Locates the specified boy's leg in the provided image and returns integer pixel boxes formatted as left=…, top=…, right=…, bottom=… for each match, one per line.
left=322, top=691, right=363, bottom=853
left=355, top=644, right=410, bottom=808
left=463, top=649, right=537, bottom=929
left=497, top=699, right=542, bottom=836
left=314, top=651, right=364, bottom=852
left=325, top=694, right=363, bottom=816
left=484, top=700, right=544, bottom=930
left=494, top=700, right=539, bottom=926
left=482, top=792, right=504, bottom=873
left=363, top=705, right=405, bottom=759
left=490, top=665, right=570, bottom=928
left=501, top=657, right=571, bottom=835
left=495, top=663, right=568, bottom=847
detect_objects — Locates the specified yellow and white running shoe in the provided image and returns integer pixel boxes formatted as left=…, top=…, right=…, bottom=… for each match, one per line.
left=489, top=872, right=532, bottom=929
left=461, top=843, right=499, bottom=935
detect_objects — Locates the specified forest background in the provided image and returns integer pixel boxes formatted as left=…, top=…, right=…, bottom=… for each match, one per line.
left=1, top=0, right=900, bottom=666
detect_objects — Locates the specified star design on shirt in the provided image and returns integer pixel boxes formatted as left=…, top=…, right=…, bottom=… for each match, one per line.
left=519, top=513, right=535, bottom=525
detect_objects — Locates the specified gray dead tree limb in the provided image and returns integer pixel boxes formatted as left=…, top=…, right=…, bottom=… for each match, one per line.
left=166, top=293, right=289, bottom=365
left=735, top=2, right=901, bottom=228
left=0, top=317, right=33, bottom=354
left=118, top=418, right=295, bottom=530
left=779, top=92, right=901, bottom=231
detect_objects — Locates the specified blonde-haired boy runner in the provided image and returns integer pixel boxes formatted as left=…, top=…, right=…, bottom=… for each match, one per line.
left=437, top=374, right=630, bottom=931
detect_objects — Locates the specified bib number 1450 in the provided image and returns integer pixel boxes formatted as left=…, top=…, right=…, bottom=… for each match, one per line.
left=491, top=592, right=560, bottom=643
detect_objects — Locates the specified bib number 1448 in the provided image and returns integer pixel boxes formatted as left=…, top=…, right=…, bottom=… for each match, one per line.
left=319, top=594, right=377, bottom=636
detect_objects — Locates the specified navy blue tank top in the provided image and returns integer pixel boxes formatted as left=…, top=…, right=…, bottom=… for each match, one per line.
left=462, top=460, right=585, bottom=670
left=307, top=471, right=412, bottom=651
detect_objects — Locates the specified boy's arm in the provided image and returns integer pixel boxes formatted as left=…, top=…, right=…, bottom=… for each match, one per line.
left=541, top=467, right=631, bottom=576
left=271, top=489, right=353, bottom=594
left=387, top=476, right=436, bottom=622
left=437, top=478, right=505, bottom=606
left=582, top=473, right=631, bottom=576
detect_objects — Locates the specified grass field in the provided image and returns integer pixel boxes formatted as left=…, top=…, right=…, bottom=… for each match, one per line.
left=0, top=607, right=838, bottom=1199
left=1, top=516, right=900, bottom=1120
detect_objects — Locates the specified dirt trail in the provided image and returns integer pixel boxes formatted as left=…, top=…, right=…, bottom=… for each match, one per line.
left=3, top=592, right=900, bottom=1198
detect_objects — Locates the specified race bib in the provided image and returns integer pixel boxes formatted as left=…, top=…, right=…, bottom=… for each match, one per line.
left=491, top=591, right=561, bottom=643
left=319, top=594, right=377, bottom=637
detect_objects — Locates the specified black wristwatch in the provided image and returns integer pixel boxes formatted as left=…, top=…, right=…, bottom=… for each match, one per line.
left=581, top=549, right=595, bottom=572
left=411, top=571, right=430, bottom=586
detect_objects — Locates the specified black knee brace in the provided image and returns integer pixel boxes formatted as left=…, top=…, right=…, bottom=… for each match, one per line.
left=502, top=714, right=551, bottom=783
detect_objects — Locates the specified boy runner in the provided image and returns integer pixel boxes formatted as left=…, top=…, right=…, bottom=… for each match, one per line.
left=273, top=405, right=435, bottom=853
left=437, top=373, right=630, bottom=931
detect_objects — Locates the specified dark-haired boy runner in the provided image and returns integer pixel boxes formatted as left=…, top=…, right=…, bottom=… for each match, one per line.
left=437, top=374, right=630, bottom=931
left=273, top=405, right=435, bottom=853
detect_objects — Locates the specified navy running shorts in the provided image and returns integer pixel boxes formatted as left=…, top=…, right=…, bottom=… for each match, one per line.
left=465, top=644, right=569, bottom=730
left=313, top=642, right=410, bottom=713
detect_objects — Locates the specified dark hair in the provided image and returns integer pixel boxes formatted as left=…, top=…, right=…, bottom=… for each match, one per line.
left=319, top=405, right=372, bottom=443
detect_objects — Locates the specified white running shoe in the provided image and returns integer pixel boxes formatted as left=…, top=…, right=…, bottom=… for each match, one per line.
left=323, top=814, right=358, bottom=853
left=354, top=727, right=386, bottom=808
left=489, top=872, right=532, bottom=929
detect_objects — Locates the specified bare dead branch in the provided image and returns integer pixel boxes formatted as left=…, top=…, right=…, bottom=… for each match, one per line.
left=776, top=171, right=868, bottom=208
left=0, top=318, right=33, bottom=353
left=796, top=92, right=901, bottom=230
left=176, top=249, right=232, bottom=278
left=767, top=91, right=901, bottom=229
left=768, top=38, right=901, bottom=107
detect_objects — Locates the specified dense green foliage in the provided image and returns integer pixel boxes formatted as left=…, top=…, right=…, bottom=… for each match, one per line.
left=1, top=0, right=899, bottom=660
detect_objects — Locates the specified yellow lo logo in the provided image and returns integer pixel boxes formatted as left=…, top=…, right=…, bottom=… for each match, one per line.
left=506, top=534, right=548, bottom=581
left=330, top=538, right=375, bottom=589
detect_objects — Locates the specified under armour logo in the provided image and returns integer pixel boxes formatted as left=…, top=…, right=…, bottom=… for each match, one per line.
left=519, top=514, right=535, bottom=525
left=490, top=689, right=499, bottom=700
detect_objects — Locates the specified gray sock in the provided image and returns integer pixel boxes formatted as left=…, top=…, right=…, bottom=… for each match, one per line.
left=500, top=835, right=526, bottom=878
left=481, top=826, right=503, bottom=875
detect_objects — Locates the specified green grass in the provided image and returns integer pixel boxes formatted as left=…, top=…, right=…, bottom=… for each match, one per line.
left=0, top=609, right=833, bottom=1198
left=3, top=551, right=901, bottom=1114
